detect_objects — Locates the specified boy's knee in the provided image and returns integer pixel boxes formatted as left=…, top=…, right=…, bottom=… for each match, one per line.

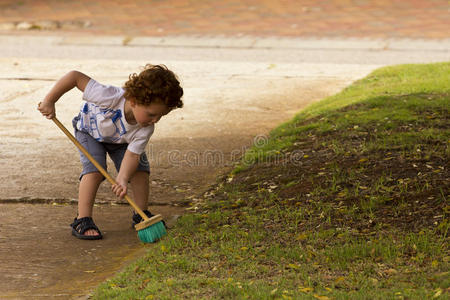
left=129, top=171, right=149, bottom=183
left=81, top=171, right=105, bottom=182
left=133, top=170, right=149, bottom=179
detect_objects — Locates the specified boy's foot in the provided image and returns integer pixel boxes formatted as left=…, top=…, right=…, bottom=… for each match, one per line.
left=71, top=217, right=103, bottom=240
left=132, top=210, right=154, bottom=227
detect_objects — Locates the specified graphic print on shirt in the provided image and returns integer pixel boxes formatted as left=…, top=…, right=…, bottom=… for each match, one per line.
left=78, top=102, right=127, bottom=142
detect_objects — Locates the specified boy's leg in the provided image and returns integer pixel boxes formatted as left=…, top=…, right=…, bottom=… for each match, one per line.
left=77, top=172, right=104, bottom=236
left=107, top=144, right=150, bottom=211
left=78, top=172, right=104, bottom=217
left=74, top=128, right=108, bottom=237
left=130, top=171, right=149, bottom=211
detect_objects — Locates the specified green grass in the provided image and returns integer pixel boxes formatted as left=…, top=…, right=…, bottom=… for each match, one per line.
left=93, top=62, right=449, bottom=299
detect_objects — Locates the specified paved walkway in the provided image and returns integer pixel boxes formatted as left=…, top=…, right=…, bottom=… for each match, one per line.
left=0, top=0, right=448, bottom=39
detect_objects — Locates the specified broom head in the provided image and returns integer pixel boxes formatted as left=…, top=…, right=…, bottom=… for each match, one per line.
left=135, top=214, right=167, bottom=243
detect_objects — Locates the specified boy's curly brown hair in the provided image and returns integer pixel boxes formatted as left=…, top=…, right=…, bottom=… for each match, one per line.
left=123, top=64, right=183, bottom=109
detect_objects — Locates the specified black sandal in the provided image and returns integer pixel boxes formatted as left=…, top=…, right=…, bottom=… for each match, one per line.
left=132, top=210, right=154, bottom=227
left=70, top=217, right=103, bottom=240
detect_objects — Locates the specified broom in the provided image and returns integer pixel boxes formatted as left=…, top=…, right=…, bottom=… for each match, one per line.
left=52, top=117, right=167, bottom=243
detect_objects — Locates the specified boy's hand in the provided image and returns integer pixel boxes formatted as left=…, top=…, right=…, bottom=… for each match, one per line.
left=38, top=101, right=56, bottom=119
left=112, top=177, right=128, bottom=199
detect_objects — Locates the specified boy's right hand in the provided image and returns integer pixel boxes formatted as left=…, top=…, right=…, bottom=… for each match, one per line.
left=38, top=101, right=56, bottom=119
left=111, top=178, right=128, bottom=199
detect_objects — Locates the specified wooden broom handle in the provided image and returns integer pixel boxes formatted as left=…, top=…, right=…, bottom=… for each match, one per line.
left=52, top=117, right=150, bottom=221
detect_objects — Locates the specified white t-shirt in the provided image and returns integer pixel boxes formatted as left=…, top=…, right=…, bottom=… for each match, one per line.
left=75, top=79, right=154, bottom=154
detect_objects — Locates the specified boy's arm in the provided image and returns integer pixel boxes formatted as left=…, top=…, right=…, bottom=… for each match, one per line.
left=38, top=70, right=91, bottom=119
left=111, top=150, right=141, bottom=199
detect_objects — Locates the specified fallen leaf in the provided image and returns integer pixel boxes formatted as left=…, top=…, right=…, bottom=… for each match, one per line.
left=431, top=260, right=438, bottom=268
left=337, top=191, right=346, bottom=197
left=433, top=288, right=442, bottom=298
left=296, top=233, right=307, bottom=241
left=298, top=287, right=314, bottom=293
left=287, top=263, right=300, bottom=270
left=385, top=268, right=398, bottom=275
left=166, top=278, right=174, bottom=286
left=313, top=294, right=330, bottom=300
left=334, top=276, right=345, bottom=284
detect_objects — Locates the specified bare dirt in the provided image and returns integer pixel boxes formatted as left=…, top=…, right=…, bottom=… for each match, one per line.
left=0, top=56, right=354, bottom=298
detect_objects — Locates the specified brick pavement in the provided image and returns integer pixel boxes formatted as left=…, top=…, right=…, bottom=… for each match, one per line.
left=0, top=0, right=448, bottom=39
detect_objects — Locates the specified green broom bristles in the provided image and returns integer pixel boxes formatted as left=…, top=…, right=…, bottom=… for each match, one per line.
left=137, top=221, right=167, bottom=243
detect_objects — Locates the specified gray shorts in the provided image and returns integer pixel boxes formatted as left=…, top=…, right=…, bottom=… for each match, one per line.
left=73, top=126, right=150, bottom=180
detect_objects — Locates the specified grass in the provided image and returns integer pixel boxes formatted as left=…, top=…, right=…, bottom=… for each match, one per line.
left=92, top=62, right=449, bottom=299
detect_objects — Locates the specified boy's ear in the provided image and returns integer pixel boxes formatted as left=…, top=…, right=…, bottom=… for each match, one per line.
left=128, top=98, right=137, bottom=107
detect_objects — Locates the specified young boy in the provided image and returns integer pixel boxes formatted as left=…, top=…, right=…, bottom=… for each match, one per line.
left=38, top=64, right=183, bottom=240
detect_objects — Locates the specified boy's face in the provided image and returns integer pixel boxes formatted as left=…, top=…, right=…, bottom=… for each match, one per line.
left=130, top=100, right=172, bottom=127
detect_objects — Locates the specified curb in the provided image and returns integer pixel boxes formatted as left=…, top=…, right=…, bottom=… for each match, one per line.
left=1, top=34, right=449, bottom=51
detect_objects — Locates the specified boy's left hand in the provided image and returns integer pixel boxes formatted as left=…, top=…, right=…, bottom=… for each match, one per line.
left=38, top=101, right=56, bottom=119
left=111, top=178, right=128, bottom=199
